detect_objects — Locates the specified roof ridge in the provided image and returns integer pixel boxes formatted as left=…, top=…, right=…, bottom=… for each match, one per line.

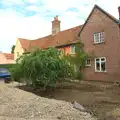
left=18, top=25, right=83, bottom=42
left=59, top=25, right=83, bottom=32
left=3, top=53, right=13, bottom=55
left=95, top=4, right=118, bottom=22
left=33, top=34, right=52, bottom=41
left=18, top=38, right=32, bottom=41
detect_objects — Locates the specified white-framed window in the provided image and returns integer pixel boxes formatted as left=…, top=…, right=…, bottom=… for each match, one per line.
left=94, top=32, right=104, bottom=44
left=86, top=58, right=91, bottom=66
left=95, top=57, right=106, bottom=72
left=70, top=45, right=76, bottom=54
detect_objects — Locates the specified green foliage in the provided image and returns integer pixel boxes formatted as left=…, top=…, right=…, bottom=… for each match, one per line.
left=11, top=45, right=15, bottom=54
left=0, top=64, right=15, bottom=69
left=63, top=42, right=88, bottom=80
left=9, top=48, right=73, bottom=88
left=9, top=64, right=22, bottom=82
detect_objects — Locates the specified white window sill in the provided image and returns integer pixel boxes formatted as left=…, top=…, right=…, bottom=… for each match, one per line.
left=94, top=42, right=105, bottom=44
left=95, top=70, right=107, bottom=73
left=85, top=64, right=91, bottom=67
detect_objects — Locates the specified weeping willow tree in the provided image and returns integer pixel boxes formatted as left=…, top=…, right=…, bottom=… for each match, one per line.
left=63, top=42, right=88, bottom=79
left=9, top=48, right=73, bottom=89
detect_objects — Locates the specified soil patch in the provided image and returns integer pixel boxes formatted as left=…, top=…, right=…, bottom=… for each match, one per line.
left=17, top=81, right=120, bottom=120
left=0, top=82, right=96, bottom=120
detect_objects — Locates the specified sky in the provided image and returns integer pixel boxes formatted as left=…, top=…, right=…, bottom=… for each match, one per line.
left=0, top=0, right=119, bottom=52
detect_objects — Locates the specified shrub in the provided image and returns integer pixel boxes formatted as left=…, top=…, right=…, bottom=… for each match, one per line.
left=9, top=64, right=23, bottom=82
left=9, top=48, right=73, bottom=88
left=0, top=64, right=15, bottom=69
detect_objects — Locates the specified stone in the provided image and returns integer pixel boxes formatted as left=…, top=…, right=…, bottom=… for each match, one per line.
left=72, top=101, right=85, bottom=111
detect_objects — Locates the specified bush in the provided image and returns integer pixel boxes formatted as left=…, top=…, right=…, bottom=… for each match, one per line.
left=0, top=64, right=15, bottom=69
left=74, top=71, right=83, bottom=80
left=9, top=48, right=73, bottom=88
left=9, top=64, right=23, bottom=82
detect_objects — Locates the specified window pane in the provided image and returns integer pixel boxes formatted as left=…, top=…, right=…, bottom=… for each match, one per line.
left=96, top=58, right=100, bottom=62
left=100, top=32, right=104, bottom=43
left=101, top=58, right=105, bottom=61
left=86, top=58, right=91, bottom=65
left=87, top=59, right=90, bottom=64
left=95, top=57, right=106, bottom=72
left=96, top=62, right=100, bottom=71
left=94, top=32, right=104, bottom=43
left=101, top=62, right=106, bottom=71
left=71, top=45, right=75, bottom=54
left=94, top=33, right=99, bottom=43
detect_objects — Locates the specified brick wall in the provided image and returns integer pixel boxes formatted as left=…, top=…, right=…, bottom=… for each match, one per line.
left=80, top=8, right=120, bottom=81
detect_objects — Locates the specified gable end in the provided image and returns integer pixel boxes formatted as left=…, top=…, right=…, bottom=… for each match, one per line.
left=79, top=4, right=119, bottom=36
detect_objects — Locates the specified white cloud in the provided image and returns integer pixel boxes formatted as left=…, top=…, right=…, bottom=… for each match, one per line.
left=0, top=0, right=120, bottom=52
left=43, top=0, right=119, bottom=18
left=60, top=11, right=85, bottom=30
left=27, top=0, right=40, bottom=3
left=26, top=5, right=41, bottom=12
left=96, top=0, right=119, bottom=18
left=0, top=9, right=51, bottom=52
left=1, top=0, right=24, bottom=5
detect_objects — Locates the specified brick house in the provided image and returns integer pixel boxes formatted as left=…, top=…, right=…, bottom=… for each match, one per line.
left=0, top=52, right=15, bottom=64
left=14, top=5, right=120, bottom=81
left=79, top=5, right=120, bottom=81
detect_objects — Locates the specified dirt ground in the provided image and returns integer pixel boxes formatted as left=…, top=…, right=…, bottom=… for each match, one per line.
left=0, top=81, right=96, bottom=120
left=18, top=80, right=120, bottom=120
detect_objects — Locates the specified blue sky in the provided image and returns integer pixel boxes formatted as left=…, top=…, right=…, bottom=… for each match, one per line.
left=0, top=0, right=119, bottom=52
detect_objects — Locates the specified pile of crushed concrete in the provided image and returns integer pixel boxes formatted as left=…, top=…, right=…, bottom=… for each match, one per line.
left=0, top=82, right=97, bottom=120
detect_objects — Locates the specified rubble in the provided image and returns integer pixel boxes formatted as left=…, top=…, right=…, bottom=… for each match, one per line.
left=0, top=82, right=97, bottom=120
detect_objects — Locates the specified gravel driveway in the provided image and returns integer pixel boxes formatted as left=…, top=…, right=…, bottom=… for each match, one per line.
left=0, top=82, right=97, bottom=120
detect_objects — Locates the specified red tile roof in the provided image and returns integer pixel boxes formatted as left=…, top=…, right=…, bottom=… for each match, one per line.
left=18, top=25, right=83, bottom=51
left=3, top=53, right=14, bottom=60
left=18, top=38, right=32, bottom=50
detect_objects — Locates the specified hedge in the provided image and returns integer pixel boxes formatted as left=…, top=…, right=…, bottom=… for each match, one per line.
left=0, top=64, right=16, bottom=69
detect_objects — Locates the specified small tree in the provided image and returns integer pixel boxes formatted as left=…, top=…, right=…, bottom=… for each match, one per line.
left=11, top=45, right=15, bottom=54
left=10, top=48, right=73, bottom=89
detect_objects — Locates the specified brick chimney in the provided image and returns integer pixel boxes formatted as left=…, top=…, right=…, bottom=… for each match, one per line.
left=52, top=15, right=61, bottom=35
left=118, top=6, right=120, bottom=23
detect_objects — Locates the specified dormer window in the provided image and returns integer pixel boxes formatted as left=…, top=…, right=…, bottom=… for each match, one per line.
left=94, top=32, right=104, bottom=44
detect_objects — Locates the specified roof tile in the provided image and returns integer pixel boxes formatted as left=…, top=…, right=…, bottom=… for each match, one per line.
left=18, top=25, right=83, bottom=51
left=3, top=53, right=14, bottom=60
